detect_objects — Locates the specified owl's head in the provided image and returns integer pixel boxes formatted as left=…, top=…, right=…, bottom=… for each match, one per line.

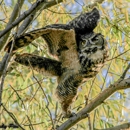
left=79, top=33, right=107, bottom=51
left=78, top=33, right=109, bottom=76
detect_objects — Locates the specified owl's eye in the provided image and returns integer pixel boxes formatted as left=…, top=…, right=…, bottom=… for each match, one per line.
left=82, top=40, right=86, bottom=46
left=92, top=36, right=99, bottom=42
left=95, top=37, right=99, bottom=40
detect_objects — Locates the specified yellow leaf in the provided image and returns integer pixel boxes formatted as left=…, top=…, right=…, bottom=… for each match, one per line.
left=125, top=9, right=129, bottom=23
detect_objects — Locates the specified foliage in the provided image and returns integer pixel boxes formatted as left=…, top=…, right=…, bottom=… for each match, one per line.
left=0, top=0, right=130, bottom=130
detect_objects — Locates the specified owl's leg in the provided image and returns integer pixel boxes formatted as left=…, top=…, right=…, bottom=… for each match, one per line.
left=14, top=53, right=62, bottom=77
left=55, top=72, right=83, bottom=118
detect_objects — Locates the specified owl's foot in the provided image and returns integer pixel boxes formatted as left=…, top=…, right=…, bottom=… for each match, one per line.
left=62, top=111, right=76, bottom=120
left=69, top=112, right=77, bottom=117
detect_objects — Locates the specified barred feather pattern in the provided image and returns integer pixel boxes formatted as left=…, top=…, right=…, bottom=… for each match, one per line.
left=15, top=53, right=63, bottom=76
left=4, top=8, right=109, bottom=118
left=13, top=33, right=108, bottom=118
left=5, top=8, right=100, bottom=53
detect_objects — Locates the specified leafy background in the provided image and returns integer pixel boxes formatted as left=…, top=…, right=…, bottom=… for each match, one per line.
left=0, top=0, right=130, bottom=129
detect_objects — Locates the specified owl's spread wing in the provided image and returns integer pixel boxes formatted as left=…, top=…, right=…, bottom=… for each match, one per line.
left=5, top=28, right=80, bottom=70
left=5, top=28, right=51, bottom=52
left=5, top=28, right=72, bottom=55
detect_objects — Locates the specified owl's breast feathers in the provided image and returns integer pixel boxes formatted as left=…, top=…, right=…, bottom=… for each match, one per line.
left=78, top=33, right=109, bottom=78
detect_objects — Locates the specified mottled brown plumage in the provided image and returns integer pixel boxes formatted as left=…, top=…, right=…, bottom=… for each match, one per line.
left=5, top=8, right=109, bottom=118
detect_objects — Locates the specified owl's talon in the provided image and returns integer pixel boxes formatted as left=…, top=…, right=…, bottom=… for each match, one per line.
left=69, top=112, right=77, bottom=117
left=62, top=112, right=76, bottom=120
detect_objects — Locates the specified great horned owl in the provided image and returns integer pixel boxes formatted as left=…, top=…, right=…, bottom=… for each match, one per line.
left=5, top=8, right=109, bottom=118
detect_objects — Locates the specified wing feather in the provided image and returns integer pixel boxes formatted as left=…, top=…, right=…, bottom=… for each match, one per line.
left=5, top=28, right=81, bottom=70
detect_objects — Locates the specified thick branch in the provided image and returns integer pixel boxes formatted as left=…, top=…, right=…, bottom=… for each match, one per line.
left=57, top=65, right=130, bottom=130
left=0, top=0, right=24, bottom=77
left=0, top=0, right=64, bottom=39
left=0, top=0, right=24, bottom=51
left=17, top=0, right=63, bottom=36
left=0, top=0, right=46, bottom=38
left=0, top=0, right=64, bottom=77
left=0, top=53, right=9, bottom=76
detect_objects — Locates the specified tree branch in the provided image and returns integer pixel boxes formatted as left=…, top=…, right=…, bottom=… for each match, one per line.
left=120, top=64, right=130, bottom=79
left=0, top=0, right=24, bottom=77
left=57, top=64, right=130, bottom=130
left=0, top=123, right=19, bottom=129
left=2, top=104, right=25, bottom=130
left=86, top=0, right=105, bottom=8
left=0, top=35, right=17, bottom=106
left=0, top=0, right=25, bottom=51
left=0, top=53, right=9, bottom=76
left=0, top=0, right=64, bottom=77
left=17, top=0, right=64, bottom=36
left=0, top=0, right=46, bottom=39
left=95, top=122, right=130, bottom=130
left=0, top=0, right=64, bottom=39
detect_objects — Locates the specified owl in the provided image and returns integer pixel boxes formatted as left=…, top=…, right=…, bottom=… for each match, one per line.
left=5, top=8, right=109, bottom=118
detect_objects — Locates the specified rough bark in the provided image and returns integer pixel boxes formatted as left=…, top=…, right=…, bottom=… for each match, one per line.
left=0, top=0, right=25, bottom=51
left=0, top=0, right=63, bottom=39
left=0, top=0, right=64, bottom=77
left=57, top=64, right=130, bottom=130
left=1, top=0, right=128, bottom=130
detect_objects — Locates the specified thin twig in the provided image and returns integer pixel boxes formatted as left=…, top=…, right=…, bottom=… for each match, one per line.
left=29, top=86, right=40, bottom=103
left=87, top=76, right=96, bottom=98
left=0, top=0, right=46, bottom=38
left=0, top=35, right=15, bottom=106
left=88, top=114, right=92, bottom=130
left=101, top=49, right=116, bottom=90
left=10, top=85, right=34, bottom=130
left=2, top=104, right=25, bottom=130
left=0, top=0, right=65, bottom=39
left=93, top=110, right=97, bottom=130
left=0, top=123, right=19, bottom=129
left=23, top=121, right=45, bottom=126
left=47, top=8, right=78, bottom=15
left=28, top=60, right=55, bottom=130
left=0, top=0, right=24, bottom=51
left=86, top=0, right=105, bottom=8
left=0, top=0, right=4, bottom=5
left=120, top=64, right=130, bottom=80
left=107, top=48, right=130, bottom=62
left=95, top=122, right=130, bottom=130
